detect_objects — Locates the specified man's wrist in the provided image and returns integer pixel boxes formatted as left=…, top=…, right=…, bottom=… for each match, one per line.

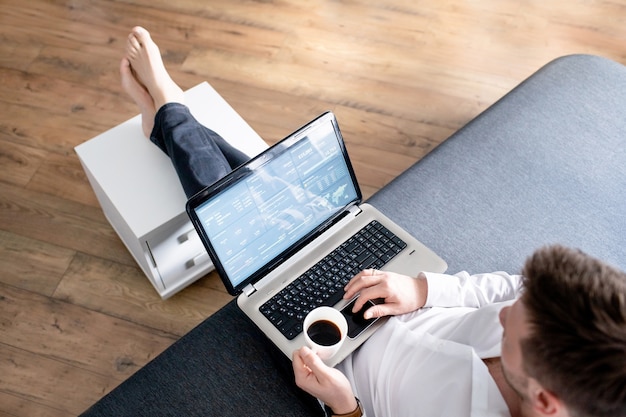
left=324, top=397, right=363, bottom=417
left=416, top=272, right=429, bottom=309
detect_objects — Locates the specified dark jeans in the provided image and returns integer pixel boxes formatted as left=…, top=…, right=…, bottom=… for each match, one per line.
left=150, top=103, right=250, bottom=198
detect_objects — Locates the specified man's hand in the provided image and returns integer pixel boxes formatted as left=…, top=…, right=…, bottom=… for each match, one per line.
left=292, top=347, right=357, bottom=414
left=343, top=269, right=428, bottom=319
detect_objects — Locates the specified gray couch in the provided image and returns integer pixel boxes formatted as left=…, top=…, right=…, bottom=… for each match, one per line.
left=80, top=54, right=626, bottom=416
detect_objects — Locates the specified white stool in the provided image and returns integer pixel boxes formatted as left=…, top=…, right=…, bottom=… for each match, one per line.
left=75, top=82, right=268, bottom=298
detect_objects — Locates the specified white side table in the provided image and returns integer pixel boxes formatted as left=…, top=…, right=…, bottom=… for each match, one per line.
left=75, top=82, right=268, bottom=298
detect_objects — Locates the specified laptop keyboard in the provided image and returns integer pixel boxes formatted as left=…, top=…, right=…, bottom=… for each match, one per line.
left=259, top=220, right=407, bottom=340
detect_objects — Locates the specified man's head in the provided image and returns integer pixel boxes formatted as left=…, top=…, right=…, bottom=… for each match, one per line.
left=499, top=245, right=626, bottom=417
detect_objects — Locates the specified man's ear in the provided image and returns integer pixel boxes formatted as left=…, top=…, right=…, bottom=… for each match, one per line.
left=528, top=379, right=565, bottom=416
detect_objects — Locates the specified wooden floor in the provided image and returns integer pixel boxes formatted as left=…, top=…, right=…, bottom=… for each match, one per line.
left=1, top=0, right=625, bottom=415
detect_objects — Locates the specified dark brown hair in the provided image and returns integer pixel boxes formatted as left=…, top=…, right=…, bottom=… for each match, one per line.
left=521, top=245, right=626, bottom=417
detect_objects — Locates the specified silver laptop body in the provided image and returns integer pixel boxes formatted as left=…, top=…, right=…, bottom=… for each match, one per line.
left=187, top=111, right=447, bottom=366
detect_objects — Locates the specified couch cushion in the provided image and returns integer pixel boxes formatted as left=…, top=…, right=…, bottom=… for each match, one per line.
left=368, top=54, right=626, bottom=274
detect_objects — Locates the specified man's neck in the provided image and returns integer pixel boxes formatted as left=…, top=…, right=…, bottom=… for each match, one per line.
left=483, top=357, right=524, bottom=417
left=484, top=358, right=572, bottom=417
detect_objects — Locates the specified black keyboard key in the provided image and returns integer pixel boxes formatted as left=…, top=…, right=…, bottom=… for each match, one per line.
left=359, top=254, right=378, bottom=269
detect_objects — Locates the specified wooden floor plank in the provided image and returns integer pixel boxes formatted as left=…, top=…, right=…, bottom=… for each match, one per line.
left=0, top=141, right=48, bottom=189
left=0, top=231, right=74, bottom=296
left=26, top=151, right=100, bottom=208
left=0, top=343, right=115, bottom=416
left=0, top=71, right=128, bottom=152
left=0, top=283, right=177, bottom=379
left=0, top=391, right=72, bottom=417
left=53, top=253, right=233, bottom=337
left=0, top=182, right=134, bottom=266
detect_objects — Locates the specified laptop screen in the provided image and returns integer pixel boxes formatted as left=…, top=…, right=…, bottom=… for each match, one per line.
left=187, top=112, right=361, bottom=295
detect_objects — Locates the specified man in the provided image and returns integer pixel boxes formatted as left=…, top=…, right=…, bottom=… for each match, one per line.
left=120, top=27, right=626, bottom=417
left=293, top=245, right=626, bottom=417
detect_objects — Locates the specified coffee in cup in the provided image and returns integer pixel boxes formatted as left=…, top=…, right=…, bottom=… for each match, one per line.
left=303, top=306, right=348, bottom=360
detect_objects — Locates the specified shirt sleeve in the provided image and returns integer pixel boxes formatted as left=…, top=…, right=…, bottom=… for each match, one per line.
left=422, top=270, right=522, bottom=308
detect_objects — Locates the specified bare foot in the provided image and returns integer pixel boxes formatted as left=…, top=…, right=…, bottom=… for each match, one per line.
left=124, top=26, right=185, bottom=110
left=120, top=57, right=156, bottom=137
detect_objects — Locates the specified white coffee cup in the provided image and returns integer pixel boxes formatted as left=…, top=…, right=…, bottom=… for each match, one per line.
left=303, top=306, right=348, bottom=360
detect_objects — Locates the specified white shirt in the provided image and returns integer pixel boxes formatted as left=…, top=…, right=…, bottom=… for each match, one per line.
left=336, top=271, right=523, bottom=417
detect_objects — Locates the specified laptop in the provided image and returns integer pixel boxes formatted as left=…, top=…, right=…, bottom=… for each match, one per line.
left=186, top=111, right=447, bottom=366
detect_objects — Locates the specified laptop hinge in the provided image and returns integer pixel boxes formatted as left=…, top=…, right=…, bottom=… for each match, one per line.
left=243, top=283, right=256, bottom=297
left=349, top=204, right=362, bottom=216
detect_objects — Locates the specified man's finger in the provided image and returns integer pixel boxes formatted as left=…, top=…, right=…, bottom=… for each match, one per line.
left=344, top=270, right=381, bottom=298
left=363, top=303, right=391, bottom=320
left=292, top=347, right=305, bottom=367
left=351, top=280, right=391, bottom=313
left=299, top=346, right=332, bottom=376
left=351, top=291, right=375, bottom=313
